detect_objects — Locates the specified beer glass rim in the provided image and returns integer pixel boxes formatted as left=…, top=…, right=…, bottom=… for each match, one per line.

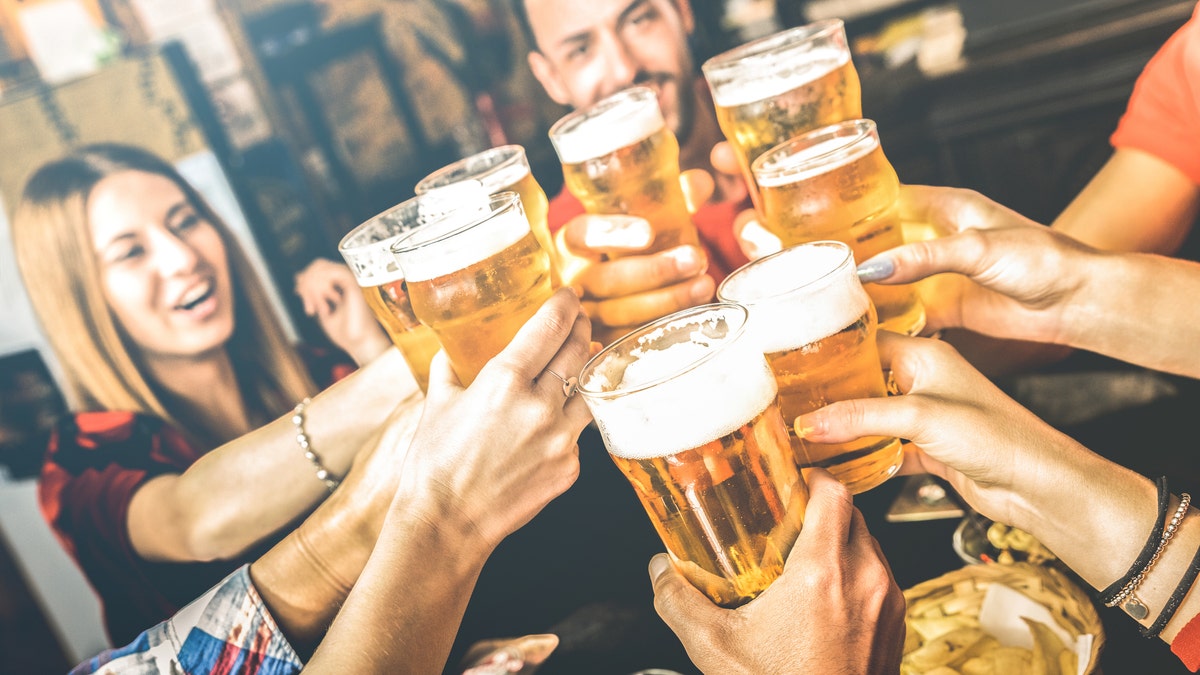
left=390, top=190, right=523, bottom=257
left=701, top=19, right=846, bottom=77
left=717, top=240, right=855, bottom=305
left=547, top=86, right=662, bottom=162
left=577, top=302, right=750, bottom=400
left=414, top=144, right=530, bottom=195
left=750, top=118, right=878, bottom=187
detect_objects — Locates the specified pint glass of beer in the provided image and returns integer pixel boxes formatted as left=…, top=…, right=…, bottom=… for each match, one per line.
left=391, top=191, right=554, bottom=385
left=548, top=86, right=699, bottom=256
left=702, top=19, right=861, bottom=209
left=414, top=145, right=560, bottom=287
left=717, top=241, right=903, bottom=493
left=578, top=303, right=807, bottom=607
left=338, top=191, right=470, bottom=391
left=751, top=119, right=926, bottom=336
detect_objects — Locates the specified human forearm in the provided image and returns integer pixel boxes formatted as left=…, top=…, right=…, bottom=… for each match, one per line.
left=1064, top=251, right=1200, bottom=378
left=303, top=500, right=492, bottom=674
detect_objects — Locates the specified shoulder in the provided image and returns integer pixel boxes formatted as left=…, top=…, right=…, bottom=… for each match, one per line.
left=45, top=412, right=178, bottom=473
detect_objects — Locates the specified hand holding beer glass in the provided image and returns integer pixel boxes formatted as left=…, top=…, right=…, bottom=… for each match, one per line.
left=548, top=86, right=700, bottom=258
left=578, top=303, right=808, bottom=607
left=751, top=119, right=927, bottom=336
left=718, top=241, right=903, bottom=493
left=338, top=194, right=457, bottom=391
left=414, top=145, right=561, bottom=288
left=391, top=191, right=554, bottom=385
left=703, top=19, right=862, bottom=209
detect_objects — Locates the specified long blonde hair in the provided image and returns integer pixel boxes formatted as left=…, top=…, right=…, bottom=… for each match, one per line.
left=12, top=144, right=316, bottom=444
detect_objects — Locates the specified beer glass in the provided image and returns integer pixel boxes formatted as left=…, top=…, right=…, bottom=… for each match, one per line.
left=414, top=145, right=560, bottom=287
left=717, top=241, right=903, bottom=494
left=702, top=19, right=861, bottom=209
left=578, top=303, right=807, bottom=607
left=548, top=86, right=699, bottom=256
left=391, top=191, right=554, bottom=386
left=338, top=190, right=472, bottom=391
left=751, top=119, right=926, bottom=336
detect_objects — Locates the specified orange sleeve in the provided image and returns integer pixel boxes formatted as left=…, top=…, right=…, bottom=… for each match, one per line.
left=1111, top=6, right=1200, bottom=184
left=1172, top=610, right=1200, bottom=671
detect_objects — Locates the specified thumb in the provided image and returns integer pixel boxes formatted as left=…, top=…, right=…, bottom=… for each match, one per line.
left=649, top=554, right=722, bottom=634
left=680, top=169, right=715, bottom=214
left=423, top=350, right=461, bottom=401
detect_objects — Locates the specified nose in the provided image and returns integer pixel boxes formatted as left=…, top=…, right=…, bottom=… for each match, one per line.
left=151, top=228, right=201, bottom=277
left=597, top=31, right=639, bottom=90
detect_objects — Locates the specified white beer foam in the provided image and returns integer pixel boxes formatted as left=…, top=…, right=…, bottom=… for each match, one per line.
left=397, top=205, right=528, bottom=282
left=754, top=131, right=877, bottom=188
left=722, top=245, right=868, bottom=355
left=479, top=161, right=529, bottom=194
left=711, top=47, right=849, bottom=107
left=552, top=94, right=664, bottom=164
left=585, top=323, right=779, bottom=460
left=341, top=233, right=406, bottom=287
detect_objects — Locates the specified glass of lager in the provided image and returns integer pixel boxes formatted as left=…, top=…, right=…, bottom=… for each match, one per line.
left=718, top=241, right=903, bottom=493
left=391, top=191, right=554, bottom=385
left=548, top=86, right=699, bottom=256
left=338, top=190, right=473, bottom=391
left=702, top=19, right=861, bottom=209
left=751, top=119, right=926, bottom=336
left=414, top=145, right=561, bottom=288
left=578, top=303, right=807, bottom=607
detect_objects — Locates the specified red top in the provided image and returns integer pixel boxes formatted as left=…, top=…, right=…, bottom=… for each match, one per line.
left=1110, top=3, right=1200, bottom=183
left=1174, top=610, right=1200, bottom=671
left=38, top=346, right=353, bottom=645
left=547, top=189, right=751, bottom=286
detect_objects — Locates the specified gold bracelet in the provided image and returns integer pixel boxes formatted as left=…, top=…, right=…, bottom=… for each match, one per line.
left=293, top=398, right=340, bottom=492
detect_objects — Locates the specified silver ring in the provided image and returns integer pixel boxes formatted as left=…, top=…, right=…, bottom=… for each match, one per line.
left=543, top=369, right=578, bottom=398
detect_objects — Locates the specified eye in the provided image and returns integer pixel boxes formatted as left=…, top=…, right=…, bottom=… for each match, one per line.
left=112, top=243, right=145, bottom=263
left=171, top=213, right=202, bottom=234
left=629, top=4, right=657, bottom=26
left=565, top=41, right=590, bottom=62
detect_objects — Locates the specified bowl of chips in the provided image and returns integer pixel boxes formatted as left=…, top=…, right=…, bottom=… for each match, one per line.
left=901, top=562, right=1103, bottom=674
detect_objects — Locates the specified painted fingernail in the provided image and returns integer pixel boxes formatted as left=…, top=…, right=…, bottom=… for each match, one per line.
left=584, top=215, right=654, bottom=250
left=857, top=256, right=895, bottom=283
left=648, top=553, right=671, bottom=582
left=663, top=245, right=700, bottom=272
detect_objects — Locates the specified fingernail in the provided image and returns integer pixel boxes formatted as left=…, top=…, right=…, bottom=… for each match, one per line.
left=648, top=554, right=671, bottom=582
left=740, top=220, right=782, bottom=259
left=584, top=215, right=654, bottom=250
left=794, top=419, right=813, bottom=439
left=857, top=256, right=895, bottom=283
left=663, top=245, right=700, bottom=272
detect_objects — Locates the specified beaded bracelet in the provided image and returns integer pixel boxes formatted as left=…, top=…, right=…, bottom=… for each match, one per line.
left=1100, top=475, right=1170, bottom=604
left=1145, top=528, right=1200, bottom=638
left=1107, top=492, right=1191, bottom=619
left=293, top=398, right=340, bottom=492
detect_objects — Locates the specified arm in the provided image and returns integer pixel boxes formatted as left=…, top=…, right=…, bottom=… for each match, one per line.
left=1052, top=148, right=1200, bottom=255
left=862, top=186, right=1200, bottom=378
left=294, top=257, right=392, bottom=366
left=650, top=470, right=905, bottom=674
left=305, top=289, right=594, bottom=673
left=127, top=347, right=422, bottom=562
left=795, top=333, right=1200, bottom=647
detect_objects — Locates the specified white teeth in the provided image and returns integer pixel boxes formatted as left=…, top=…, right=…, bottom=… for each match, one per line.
left=178, top=281, right=212, bottom=308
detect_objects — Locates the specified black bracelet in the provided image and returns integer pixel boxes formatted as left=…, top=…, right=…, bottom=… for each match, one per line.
left=1143, top=535, right=1200, bottom=639
left=1100, top=475, right=1170, bottom=604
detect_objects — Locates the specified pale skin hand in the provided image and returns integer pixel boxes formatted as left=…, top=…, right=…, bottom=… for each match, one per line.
left=650, top=469, right=905, bottom=675
left=793, top=332, right=1200, bottom=643
left=304, top=288, right=595, bottom=673
left=558, top=170, right=716, bottom=346
left=294, top=257, right=391, bottom=366
left=863, top=185, right=1200, bottom=379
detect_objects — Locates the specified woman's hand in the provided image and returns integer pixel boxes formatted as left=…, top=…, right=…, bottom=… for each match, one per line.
left=294, top=258, right=391, bottom=365
left=650, top=470, right=906, bottom=675
left=859, top=185, right=1100, bottom=346
left=397, top=288, right=595, bottom=551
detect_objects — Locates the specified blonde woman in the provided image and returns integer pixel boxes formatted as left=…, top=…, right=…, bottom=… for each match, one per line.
left=13, top=143, right=417, bottom=644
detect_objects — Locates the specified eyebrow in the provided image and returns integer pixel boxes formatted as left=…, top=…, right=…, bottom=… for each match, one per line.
left=555, top=0, right=650, bottom=51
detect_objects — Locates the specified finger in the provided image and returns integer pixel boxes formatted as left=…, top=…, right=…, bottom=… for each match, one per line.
left=561, top=214, right=655, bottom=258
left=733, top=215, right=782, bottom=261
left=680, top=169, right=714, bottom=214
left=583, top=276, right=714, bottom=329
left=710, top=141, right=741, bottom=177
left=857, top=232, right=997, bottom=286
left=489, top=288, right=582, bottom=381
left=536, top=312, right=591, bottom=400
left=423, top=349, right=459, bottom=401
left=790, top=468, right=855, bottom=560
left=576, top=245, right=707, bottom=298
left=648, top=554, right=723, bottom=643
left=794, top=396, right=916, bottom=448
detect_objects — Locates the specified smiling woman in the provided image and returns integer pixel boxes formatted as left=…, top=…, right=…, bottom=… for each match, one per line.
left=9, top=144, right=421, bottom=644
